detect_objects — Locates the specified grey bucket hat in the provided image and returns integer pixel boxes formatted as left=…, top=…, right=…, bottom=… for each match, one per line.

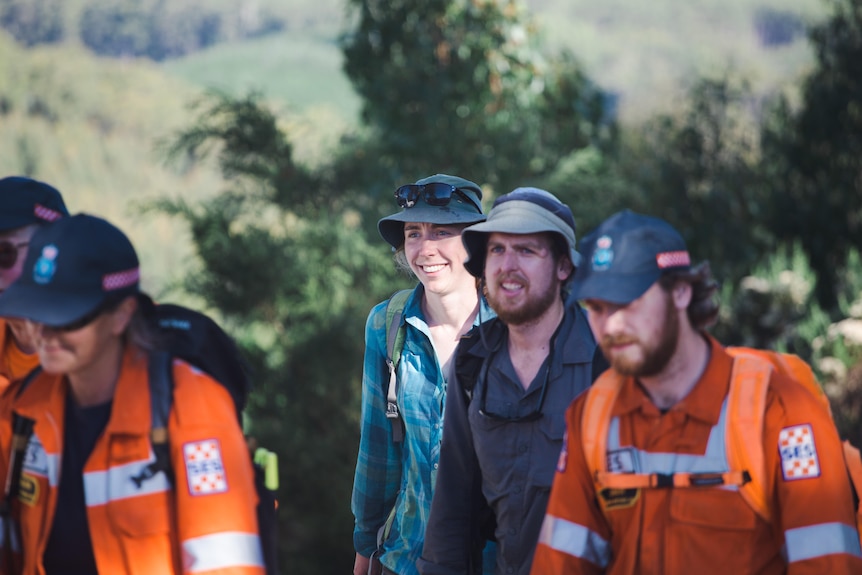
left=377, top=174, right=486, bottom=249
left=462, top=187, right=580, bottom=278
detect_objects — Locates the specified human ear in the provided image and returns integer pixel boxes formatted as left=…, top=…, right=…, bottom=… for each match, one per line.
left=110, top=295, right=138, bottom=336
left=672, top=281, right=692, bottom=310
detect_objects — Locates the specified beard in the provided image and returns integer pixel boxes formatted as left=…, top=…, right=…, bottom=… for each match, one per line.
left=486, top=273, right=560, bottom=326
left=602, top=292, right=680, bottom=377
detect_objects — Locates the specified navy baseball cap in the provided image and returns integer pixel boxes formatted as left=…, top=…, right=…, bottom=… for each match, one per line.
left=0, top=214, right=140, bottom=327
left=572, top=209, right=690, bottom=304
left=0, top=176, right=69, bottom=232
left=377, top=174, right=486, bottom=249
left=462, top=187, right=580, bottom=278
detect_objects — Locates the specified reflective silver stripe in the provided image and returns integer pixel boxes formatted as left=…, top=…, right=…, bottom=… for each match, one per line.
left=607, top=398, right=734, bottom=482
left=783, top=523, right=862, bottom=563
left=538, top=514, right=610, bottom=568
left=83, top=454, right=170, bottom=507
left=182, top=531, right=264, bottom=572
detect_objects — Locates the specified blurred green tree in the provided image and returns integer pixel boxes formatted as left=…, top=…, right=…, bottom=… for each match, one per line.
left=340, top=0, right=613, bottom=198
left=160, top=92, right=398, bottom=574
left=765, top=0, right=862, bottom=309
left=614, top=77, right=777, bottom=287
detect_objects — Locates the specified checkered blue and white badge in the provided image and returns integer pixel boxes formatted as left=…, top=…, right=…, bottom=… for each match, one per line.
left=184, top=439, right=229, bottom=495
left=779, top=424, right=820, bottom=481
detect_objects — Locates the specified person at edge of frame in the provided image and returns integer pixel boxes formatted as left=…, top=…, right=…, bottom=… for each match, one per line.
left=530, top=209, right=862, bottom=575
left=0, top=176, right=69, bottom=392
left=0, top=213, right=265, bottom=574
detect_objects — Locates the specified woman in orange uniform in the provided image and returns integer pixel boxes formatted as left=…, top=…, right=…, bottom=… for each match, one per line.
left=0, top=214, right=264, bottom=574
left=0, top=176, right=69, bottom=391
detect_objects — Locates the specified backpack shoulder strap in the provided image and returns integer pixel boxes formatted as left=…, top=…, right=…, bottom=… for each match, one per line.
left=776, top=352, right=832, bottom=414
left=385, top=289, right=412, bottom=369
left=581, top=369, right=626, bottom=482
left=149, top=350, right=173, bottom=443
left=130, top=350, right=175, bottom=488
left=725, top=352, right=772, bottom=521
left=842, top=441, right=862, bottom=538
left=383, top=289, right=412, bottom=444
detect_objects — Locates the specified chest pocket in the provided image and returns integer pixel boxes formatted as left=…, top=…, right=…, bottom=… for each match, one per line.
left=532, top=412, right=567, bottom=489
left=468, top=402, right=510, bottom=489
left=102, top=435, right=173, bottom=537
left=667, top=489, right=766, bottom=572
left=670, top=488, right=757, bottom=530
left=102, top=455, right=176, bottom=574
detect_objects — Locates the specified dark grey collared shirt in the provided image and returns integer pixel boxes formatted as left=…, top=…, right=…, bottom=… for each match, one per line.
left=419, top=298, right=599, bottom=575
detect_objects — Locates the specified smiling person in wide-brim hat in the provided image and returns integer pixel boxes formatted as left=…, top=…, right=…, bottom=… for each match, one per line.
left=352, top=174, right=498, bottom=575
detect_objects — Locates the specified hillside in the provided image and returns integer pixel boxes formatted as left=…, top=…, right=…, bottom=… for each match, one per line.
left=164, top=0, right=826, bottom=124
left=0, top=0, right=832, bottom=291
left=531, top=0, right=823, bottom=120
left=0, top=32, right=223, bottom=296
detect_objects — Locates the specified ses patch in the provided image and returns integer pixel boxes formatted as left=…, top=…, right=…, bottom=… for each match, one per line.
left=779, top=424, right=820, bottom=481
left=184, top=439, right=228, bottom=496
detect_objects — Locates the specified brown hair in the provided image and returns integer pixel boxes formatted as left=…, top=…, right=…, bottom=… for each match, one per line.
left=123, top=293, right=160, bottom=351
left=658, top=261, right=720, bottom=330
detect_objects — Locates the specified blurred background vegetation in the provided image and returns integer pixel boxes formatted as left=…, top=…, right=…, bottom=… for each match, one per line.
left=3, top=0, right=862, bottom=572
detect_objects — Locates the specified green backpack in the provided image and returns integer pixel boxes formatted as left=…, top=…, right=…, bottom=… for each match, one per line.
left=383, top=289, right=412, bottom=443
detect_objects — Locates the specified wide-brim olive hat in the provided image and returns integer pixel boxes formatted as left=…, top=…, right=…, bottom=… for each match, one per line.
left=377, top=174, right=486, bottom=249
left=0, top=214, right=140, bottom=327
left=462, top=187, right=581, bottom=278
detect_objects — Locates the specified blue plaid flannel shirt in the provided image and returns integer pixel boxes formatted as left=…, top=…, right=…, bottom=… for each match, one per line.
left=352, top=286, right=495, bottom=575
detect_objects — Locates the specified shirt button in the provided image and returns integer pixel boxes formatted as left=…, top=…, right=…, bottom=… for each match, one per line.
left=433, top=463, right=438, bottom=469
left=433, top=423, right=439, bottom=430
left=514, top=486, right=522, bottom=494
left=507, top=567, right=514, bottom=574
left=509, top=527, right=516, bottom=535
left=519, top=444, right=528, bottom=453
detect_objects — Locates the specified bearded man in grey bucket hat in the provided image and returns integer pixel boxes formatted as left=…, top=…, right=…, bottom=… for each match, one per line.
left=419, top=188, right=607, bottom=575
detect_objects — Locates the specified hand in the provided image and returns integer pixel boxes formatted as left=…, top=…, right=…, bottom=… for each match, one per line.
left=354, top=552, right=382, bottom=575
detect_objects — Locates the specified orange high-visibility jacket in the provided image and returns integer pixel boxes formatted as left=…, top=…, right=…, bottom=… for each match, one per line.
left=0, top=320, right=39, bottom=394
left=531, top=337, right=862, bottom=575
left=0, top=345, right=265, bottom=575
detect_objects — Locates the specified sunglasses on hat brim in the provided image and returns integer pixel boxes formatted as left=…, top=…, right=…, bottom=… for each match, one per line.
left=395, top=183, right=482, bottom=213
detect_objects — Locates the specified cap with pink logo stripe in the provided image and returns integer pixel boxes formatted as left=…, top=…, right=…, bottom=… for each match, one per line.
left=572, top=209, right=691, bottom=305
left=0, top=213, right=140, bottom=327
left=0, top=176, right=69, bottom=231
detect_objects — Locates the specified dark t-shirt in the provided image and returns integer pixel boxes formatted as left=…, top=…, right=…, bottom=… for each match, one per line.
left=43, top=393, right=112, bottom=575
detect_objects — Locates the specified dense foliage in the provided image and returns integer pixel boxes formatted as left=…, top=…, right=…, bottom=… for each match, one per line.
left=340, top=0, right=613, bottom=194
left=764, top=0, right=862, bottom=309
left=5, top=0, right=862, bottom=573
